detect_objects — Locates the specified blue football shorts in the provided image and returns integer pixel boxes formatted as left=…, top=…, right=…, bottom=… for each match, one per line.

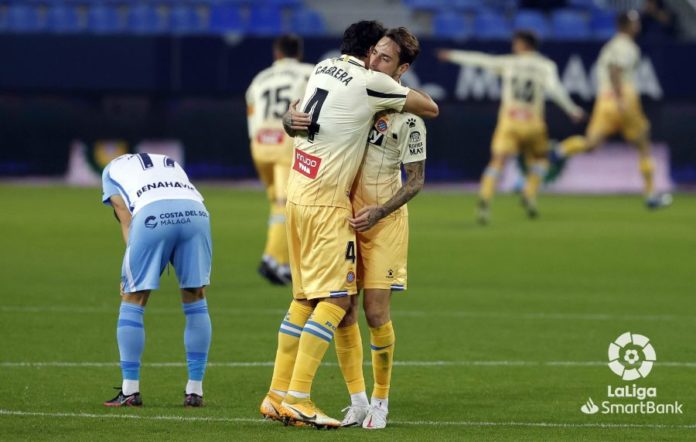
left=121, top=199, right=212, bottom=293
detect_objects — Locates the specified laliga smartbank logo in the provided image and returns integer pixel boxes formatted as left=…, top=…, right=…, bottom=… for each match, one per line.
left=608, top=331, right=655, bottom=380
left=580, top=332, right=684, bottom=415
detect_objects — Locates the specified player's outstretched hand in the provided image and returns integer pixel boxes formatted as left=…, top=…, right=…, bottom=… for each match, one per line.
left=348, top=205, right=386, bottom=232
left=282, top=99, right=311, bottom=136
left=436, top=49, right=451, bottom=62
left=570, top=109, right=587, bottom=124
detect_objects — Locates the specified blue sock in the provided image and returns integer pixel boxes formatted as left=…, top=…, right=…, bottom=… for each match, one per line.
left=117, top=303, right=145, bottom=382
left=183, top=299, right=212, bottom=382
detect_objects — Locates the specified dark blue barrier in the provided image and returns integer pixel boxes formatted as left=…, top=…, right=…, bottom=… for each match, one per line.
left=0, top=35, right=695, bottom=182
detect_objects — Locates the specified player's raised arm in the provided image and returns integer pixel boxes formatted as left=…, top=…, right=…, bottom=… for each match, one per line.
left=403, top=88, right=439, bottom=119
left=366, top=70, right=438, bottom=118
left=437, top=49, right=505, bottom=74
left=545, top=62, right=586, bottom=123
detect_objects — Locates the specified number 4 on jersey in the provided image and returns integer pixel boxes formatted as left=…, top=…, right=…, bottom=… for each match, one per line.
left=303, top=88, right=328, bottom=142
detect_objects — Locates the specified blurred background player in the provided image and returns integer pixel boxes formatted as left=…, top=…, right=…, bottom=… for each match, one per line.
left=333, top=27, right=426, bottom=430
left=101, top=153, right=212, bottom=408
left=438, top=31, right=584, bottom=224
left=551, top=11, right=672, bottom=210
left=245, top=35, right=314, bottom=285
left=259, top=20, right=438, bottom=429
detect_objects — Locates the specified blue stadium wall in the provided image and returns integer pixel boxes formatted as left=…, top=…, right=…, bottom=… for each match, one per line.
left=1, top=35, right=695, bottom=182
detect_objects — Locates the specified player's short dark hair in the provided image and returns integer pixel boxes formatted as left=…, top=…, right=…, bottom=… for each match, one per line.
left=513, top=30, right=539, bottom=50
left=340, top=20, right=386, bottom=59
left=385, top=27, right=421, bottom=65
left=274, top=34, right=303, bottom=59
left=617, top=10, right=640, bottom=29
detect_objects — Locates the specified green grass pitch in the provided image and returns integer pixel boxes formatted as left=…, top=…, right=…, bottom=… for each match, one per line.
left=0, top=185, right=694, bottom=441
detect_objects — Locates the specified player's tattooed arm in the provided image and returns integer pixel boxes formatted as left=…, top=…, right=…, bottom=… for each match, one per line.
left=282, top=99, right=311, bottom=137
left=110, top=195, right=132, bottom=245
left=348, top=160, right=425, bottom=232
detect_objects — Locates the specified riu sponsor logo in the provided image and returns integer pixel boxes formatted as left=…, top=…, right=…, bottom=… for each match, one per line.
left=136, top=181, right=196, bottom=198
left=408, top=131, right=423, bottom=155
left=315, top=65, right=353, bottom=86
left=292, top=148, right=322, bottom=179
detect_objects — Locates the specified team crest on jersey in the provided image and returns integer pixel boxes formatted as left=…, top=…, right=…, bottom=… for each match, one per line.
left=292, top=148, right=322, bottom=179
left=346, top=271, right=356, bottom=283
left=375, top=117, right=389, bottom=133
left=408, top=131, right=424, bottom=155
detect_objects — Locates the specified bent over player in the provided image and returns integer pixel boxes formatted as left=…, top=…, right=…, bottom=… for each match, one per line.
left=439, top=30, right=584, bottom=223
left=258, top=20, right=438, bottom=428
left=246, top=35, right=314, bottom=284
left=101, top=153, right=212, bottom=407
left=330, top=28, right=427, bottom=430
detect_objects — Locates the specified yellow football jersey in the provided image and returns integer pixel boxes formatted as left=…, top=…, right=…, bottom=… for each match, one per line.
left=352, top=111, right=427, bottom=216
left=286, top=55, right=410, bottom=210
left=444, top=50, right=581, bottom=122
left=596, top=33, right=640, bottom=94
left=245, top=58, right=314, bottom=161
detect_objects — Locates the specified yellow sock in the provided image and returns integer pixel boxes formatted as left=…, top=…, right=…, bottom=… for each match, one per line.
left=524, top=162, right=548, bottom=202
left=264, top=204, right=288, bottom=265
left=288, top=302, right=346, bottom=395
left=335, top=323, right=366, bottom=395
left=560, top=135, right=588, bottom=157
left=370, top=321, right=395, bottom=400
left=639, top=157, right=655, bottom=196
left=479, top=167, right=500, bottom=202
left=269, top=300, right=313, bottom=393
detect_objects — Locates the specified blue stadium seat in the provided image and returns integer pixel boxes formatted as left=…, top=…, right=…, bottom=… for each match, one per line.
left=513, top=9, right=550, bottom=38
left=262, top=0, right=303, bottom=7
left=567, top=0, right=599, bottom=10
left=590, top=10, right=616, bottom=40
left=87, top=4, right=123, bottom=34
left=170, top=5, right=203, bottom=34
left=551, top=9, right=590, bottom=40
left=474, top=11, right=511, bottom=40
left=5, top=4, right=42, bottom=33
left=45, top=4, right=82, bottom=33
left=433, top=13, right=471, bottom=39
left=402, top=0, right=447, bottom=13
left=451, top=0, right=487, bottom=13
left=127, top=4, right=167, bottom=34
left=248, top=5, right=283, bottom=36
left=209, top=4, right=244, bottom=33
left=290, top=9, right=326, bottom=36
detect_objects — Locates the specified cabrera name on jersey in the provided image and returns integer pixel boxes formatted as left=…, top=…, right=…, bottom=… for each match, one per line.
left=102, top=153, right=204, bottom=215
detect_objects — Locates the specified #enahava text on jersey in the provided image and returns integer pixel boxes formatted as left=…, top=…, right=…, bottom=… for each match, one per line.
left=136, top=181, right=197, bottom=198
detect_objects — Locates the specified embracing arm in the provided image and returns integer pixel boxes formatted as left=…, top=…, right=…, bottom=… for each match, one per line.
left=110, top=195, right=132, bottom=245
left=348, top=160, right=425, bottom=232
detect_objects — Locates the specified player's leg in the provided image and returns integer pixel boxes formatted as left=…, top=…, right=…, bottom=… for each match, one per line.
left=268, top=162, right=291, bottom=283
left=280, top=206, right=357, bottom=428
left=180, top=287, right=211, bottom=407
left=335, top=295, right=369, bottom=427
left=521, top=127, right=550, bottom=218
left=106, top=202, right=172, bottom=407
left=169, top=200, right=213, bottom=406
left=479, top=125, right=515, bottom=224
left=261, top=202, right=313, bottom=423
left=362, top=288, right=394, bottom=430
left=104, top=289, right=150, bottom=407
left=254, top=159, right=284, bottom=285
left=629, top=129, right=671, bottom=209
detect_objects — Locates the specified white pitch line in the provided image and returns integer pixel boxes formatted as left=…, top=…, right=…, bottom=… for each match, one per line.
left=0, top=305, right=688, bottom=322
left=2, top=360, right=696, bottom=368
left=0, top=409, right=694, bottom=430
